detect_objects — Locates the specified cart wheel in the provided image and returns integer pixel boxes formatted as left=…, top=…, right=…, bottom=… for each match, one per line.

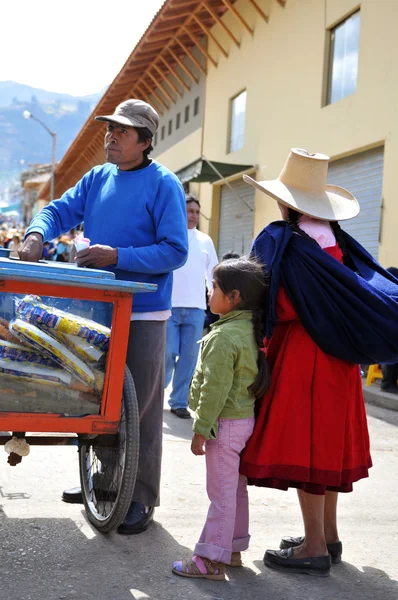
left=79, top=366, right=139, bottom=532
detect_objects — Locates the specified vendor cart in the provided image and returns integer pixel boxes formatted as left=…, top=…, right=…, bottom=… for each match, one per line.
left=0, top=257, right=156, bottom=532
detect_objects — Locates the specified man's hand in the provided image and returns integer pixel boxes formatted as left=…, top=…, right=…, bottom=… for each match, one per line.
left=191, top=433, right=206, bottom=456
left=76, top=245, right=118, bottom=269
left=18, top=233, right=43, bottom=263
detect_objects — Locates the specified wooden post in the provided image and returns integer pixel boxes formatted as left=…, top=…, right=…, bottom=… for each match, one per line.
left=175, top=38, right=207, bottom=75
left=220, top=0, right=254, bottom=35
left=248, top=0, right=269, bottom=22
left=167, top=47, right=199, bottom=84
left=183, top=25, right=218, bottom=67
left=192, top=14, right=229, bottom=58
left=202, top=2, right=240, bottom=48
left=159, top=55, right=191, bottom=92
left=152, top=63, right=183, bottom=98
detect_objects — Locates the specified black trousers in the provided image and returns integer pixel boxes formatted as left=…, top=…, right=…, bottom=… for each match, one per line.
left=381, top=363, right=398, bottom=389
left=125, top=320, right=167, bottom=507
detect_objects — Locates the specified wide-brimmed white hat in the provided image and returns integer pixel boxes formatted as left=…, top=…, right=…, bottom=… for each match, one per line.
left=243, top=148, right=359, bottom=222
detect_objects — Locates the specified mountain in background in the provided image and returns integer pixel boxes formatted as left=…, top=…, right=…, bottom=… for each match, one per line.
left=0, top=81, right=105, bottom=192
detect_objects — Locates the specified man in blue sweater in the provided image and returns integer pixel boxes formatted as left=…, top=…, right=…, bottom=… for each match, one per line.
left=19, top=99, right=188, bottom=534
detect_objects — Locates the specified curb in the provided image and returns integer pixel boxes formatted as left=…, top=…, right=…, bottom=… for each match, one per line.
left=363, top=381, right=398, bottom=412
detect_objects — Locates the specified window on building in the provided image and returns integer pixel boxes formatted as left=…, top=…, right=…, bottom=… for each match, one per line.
left=176, top=112, right=181, bottom=130
left=327, top=11, right=360, bottom=105
left=184, top=105, right=190, bottom=123
left=161, top=125, right=165, bottom=141
left=229, top=90, right=247, bottom=153
left=194, top=96, right=200, bottom=116
left=168, top=119, right=173, bottom=135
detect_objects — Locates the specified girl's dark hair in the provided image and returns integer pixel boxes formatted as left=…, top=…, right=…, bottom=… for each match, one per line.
left=287, top=208, right=355, bottom=269
left=135, top=127, right=153, bottom=157
left=213, top=258, right=270, bottom=400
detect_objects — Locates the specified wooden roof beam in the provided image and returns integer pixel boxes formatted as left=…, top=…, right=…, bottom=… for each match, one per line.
left=220, top=0, right=253, bottom=35
left=152, top=63, right=183, bottom=98
left=192, top=14, right=229, bottom=58
left=276, top=0, right=286, bottom=6
left=157, top=11, right=197, bottom=23
left=140, top=80, right=170, bottom=111
left=175, top=38, right=206, bottom=76
left=183, top=25, right=217, bottom=67
left=248, top=0, right=269, bottom=22
left=202, top=2, right=240, bottom=48
left=134, top=84, right=164, bottom=116
left=147, top=70, right=176, bottom=105
left=136, top=42, right=174, bottom=55
left=159, top=55, right=191, bottom=92
left=167, top=47, right=199, bottom=84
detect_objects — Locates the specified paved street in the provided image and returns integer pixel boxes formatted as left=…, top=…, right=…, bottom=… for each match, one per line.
left=0, top=402, right=397, bottom=600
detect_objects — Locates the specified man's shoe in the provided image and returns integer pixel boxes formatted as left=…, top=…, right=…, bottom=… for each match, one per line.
left=117, top=502, right=154, bottom=535
left=170, top=408, right=191, bottom=419
left=280, top=536, right=342, bottom=564
left=264, top=547, right=331, bottom=577
left=62, top=487, right=83, bottom=504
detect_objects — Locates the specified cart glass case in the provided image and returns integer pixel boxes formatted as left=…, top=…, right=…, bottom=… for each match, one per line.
left=0, top=258, right=156, bottom=434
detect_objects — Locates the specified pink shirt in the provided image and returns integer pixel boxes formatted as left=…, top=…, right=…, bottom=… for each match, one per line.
left=298, top=215, right=336, bottom=249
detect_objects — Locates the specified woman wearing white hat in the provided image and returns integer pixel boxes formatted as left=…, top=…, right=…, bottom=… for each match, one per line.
left=240, top=149, right=398, bottom=576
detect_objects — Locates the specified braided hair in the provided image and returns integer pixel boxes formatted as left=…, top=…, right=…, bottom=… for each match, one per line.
left=213, top=258, right=270, bottom=400
left=287, top=208, right=355, bottom=269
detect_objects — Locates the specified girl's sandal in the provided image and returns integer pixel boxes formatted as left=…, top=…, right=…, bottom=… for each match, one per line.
left=172, top=558, right=226, bottom=581
left=229, top=552, right=243, bottom=567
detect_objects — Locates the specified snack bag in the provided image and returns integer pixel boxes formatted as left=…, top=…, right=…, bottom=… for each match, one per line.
left=10, top=319, right=96, bottom=388
left=16, top=295, right=111, bottom=351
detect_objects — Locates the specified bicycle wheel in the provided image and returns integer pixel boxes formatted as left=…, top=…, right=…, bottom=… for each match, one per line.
left=79, top=366, right=139, bottom=532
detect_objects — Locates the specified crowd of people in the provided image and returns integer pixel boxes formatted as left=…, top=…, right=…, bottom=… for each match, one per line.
left=15, top=98, right=398, bottom=584
left=0, top=220, right=84, bottom=263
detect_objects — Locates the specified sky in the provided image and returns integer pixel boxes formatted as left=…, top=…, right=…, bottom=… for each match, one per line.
left=1, top=0, right=165, bottom=96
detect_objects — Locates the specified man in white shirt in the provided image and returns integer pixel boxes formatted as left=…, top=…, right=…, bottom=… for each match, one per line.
left=165, top=195, right=218, bottom=418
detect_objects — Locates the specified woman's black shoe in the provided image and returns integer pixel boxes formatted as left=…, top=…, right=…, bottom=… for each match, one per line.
left=280, top=536, right=342, bottom=564
left=264, top=548, right=331, bottom=576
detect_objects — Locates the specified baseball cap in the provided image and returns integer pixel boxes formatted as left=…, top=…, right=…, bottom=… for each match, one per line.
left=95, top=99, right=159, bottom=136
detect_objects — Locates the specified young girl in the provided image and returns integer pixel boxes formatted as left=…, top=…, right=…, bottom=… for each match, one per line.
left=172, top=258, right=270, bottom=581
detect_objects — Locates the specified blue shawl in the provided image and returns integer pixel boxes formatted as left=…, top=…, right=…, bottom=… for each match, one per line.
left=251, top=221, right=398, bottom=365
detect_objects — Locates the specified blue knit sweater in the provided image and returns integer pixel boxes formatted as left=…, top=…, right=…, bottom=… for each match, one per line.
left=26, top=162, right=188, bottom=312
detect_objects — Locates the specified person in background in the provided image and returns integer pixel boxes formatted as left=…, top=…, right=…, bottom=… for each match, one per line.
left=53, top=235, right=71, bottom=262
left=8, top=234, right=21, bottom=258
left=165, top=195, right=218, bottom=419
left=380, top=267, right=398, bottom=393
left=172, top=258, right=269, bottom=580
left=18, top=98, right=188, bottom=535
left=42, top=241, right=56, bottom=260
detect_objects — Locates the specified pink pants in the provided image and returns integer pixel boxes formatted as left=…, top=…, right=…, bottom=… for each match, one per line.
left=194, top=417, right=255, bottom=564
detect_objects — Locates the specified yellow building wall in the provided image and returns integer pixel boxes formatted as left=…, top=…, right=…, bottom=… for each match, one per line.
left=154, top=128, right=202, bottom=175
left=202, top=0, right=398, bottom=266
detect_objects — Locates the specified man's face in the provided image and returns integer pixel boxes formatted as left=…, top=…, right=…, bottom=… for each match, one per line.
left=186, top=201, right=200, bottom=229
left=104, top=123, right=150, bottom=169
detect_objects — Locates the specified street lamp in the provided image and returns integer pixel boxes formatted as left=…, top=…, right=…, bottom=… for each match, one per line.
left=23, top=110, right=57, bottom=203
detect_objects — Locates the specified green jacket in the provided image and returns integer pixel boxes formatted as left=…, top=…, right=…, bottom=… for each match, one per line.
left=189, top=310, right=258, bottom=439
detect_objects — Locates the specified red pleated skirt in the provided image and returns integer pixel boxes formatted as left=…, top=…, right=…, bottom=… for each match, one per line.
left=240, top=245, right=372, bottom=495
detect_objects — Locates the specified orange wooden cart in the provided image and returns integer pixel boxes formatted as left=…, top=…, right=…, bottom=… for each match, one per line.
left=0, top=257, right=156, bottom=531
